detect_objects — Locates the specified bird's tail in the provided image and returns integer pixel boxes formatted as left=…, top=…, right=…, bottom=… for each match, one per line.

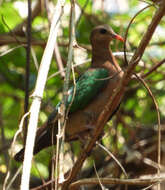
left=14, top=147, right=25, bottom=162
left=14, top=109, right=58, bottom=162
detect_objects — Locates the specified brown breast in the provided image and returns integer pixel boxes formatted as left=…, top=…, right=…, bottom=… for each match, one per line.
left=65, top=62, right=124, bottom=140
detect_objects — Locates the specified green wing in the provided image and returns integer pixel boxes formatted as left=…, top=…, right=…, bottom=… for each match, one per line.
left=47, top=68, right=109, bottom=123
left=67, top=68, right=109, bottom=113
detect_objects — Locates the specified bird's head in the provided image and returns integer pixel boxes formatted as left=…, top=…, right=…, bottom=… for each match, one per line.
left=90, top=25, right=124, bottom=47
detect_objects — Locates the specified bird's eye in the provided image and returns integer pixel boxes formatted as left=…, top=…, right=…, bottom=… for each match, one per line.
left=100, top=28, right=107, bottom=34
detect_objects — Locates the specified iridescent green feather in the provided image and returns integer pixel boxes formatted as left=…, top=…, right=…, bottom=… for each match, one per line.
left=67, top=68, right=109, bottom=113
left=48, top=68, right=109, bottom=123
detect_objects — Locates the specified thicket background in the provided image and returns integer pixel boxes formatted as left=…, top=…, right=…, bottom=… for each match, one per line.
left=0, top=0, right=165, bottom=189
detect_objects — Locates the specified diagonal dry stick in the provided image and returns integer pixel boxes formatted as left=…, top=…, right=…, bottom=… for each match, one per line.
left=61, top=3, right=165, bottom=190
left=141, top=58, right=165, bottom=78
left=12, top=0, right=42, bottom=35
left=69, top=177, right=165, bottom=190
left=134, top=73, right=161, bottom=181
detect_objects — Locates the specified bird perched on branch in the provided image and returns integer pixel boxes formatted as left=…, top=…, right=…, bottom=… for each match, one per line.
left=14, top=25, right=124, bottom=162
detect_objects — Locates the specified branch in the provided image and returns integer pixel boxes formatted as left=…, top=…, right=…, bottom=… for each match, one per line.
left=12, top=0, right=42, bottom=35
left=45, top=0, right=65, bottom=78
left=141, top=58, right=165, bottom=78
left=69, top=176, right=165, bottom=190
left=0, top=34, right=45, bottom=46
left=134, top=73, right=161, bottom=181
left=61, top=3, right=165, bottom=190
left=55, top=0, right=76, bottom=188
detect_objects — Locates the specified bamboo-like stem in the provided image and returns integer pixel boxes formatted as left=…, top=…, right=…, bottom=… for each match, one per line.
left=20, top=1, right=65, bottom=189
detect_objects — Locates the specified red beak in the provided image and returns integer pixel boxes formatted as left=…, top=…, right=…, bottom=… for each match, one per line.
left=115, top=34, right=124, bottom=42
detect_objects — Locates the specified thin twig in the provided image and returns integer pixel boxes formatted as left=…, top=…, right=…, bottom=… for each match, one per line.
left=134, top=73, right=161, bottom=189
left=6, top=166, right=22, bottom=190
left=31, top=47, right=39, bottom=70
left=0, top=45, right=25, bottom=57
left=48, top=52, right=133, bottom=80
left=75, top=0, right=89, bottom=28
left=45, top=0, right=65, bottom=78
left=0, top=34, right=45, bottom=46
left=69, top=177, right=164, bottom=190
left=123, top=4, right=153, bottom=66
left=54, top=41, right=65, bottom=78
left=24, top=0, right=32, bottom=145
left=12, top=0, right=42, bottom=35
left=141, top=58, right=165, bottom=78
left=0, top=105, right=8, bottom=165
left=30, top=176, right=165, bottom=190
left=1, top=15, right=22, bottom=45
left=3, top=112, right=29, bottom=190
left=96, top=142, right=128, bottom=178
left=93, top=161, right=105, bottom=190
left=56, top=0, right=76, bottom=188
left=141, top=183, right=159, bottom=190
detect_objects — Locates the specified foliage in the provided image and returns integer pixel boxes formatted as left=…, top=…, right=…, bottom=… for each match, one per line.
left=0, top=0, right=165, bottom=189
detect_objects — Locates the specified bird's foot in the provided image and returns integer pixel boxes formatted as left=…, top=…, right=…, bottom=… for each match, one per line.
left=84, top=111, right=97, bottom=127
left=77, top=134, right=89, bottom=145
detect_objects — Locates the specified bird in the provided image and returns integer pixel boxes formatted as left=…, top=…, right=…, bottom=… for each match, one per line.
left=14, top=25, right=124, bottom=162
